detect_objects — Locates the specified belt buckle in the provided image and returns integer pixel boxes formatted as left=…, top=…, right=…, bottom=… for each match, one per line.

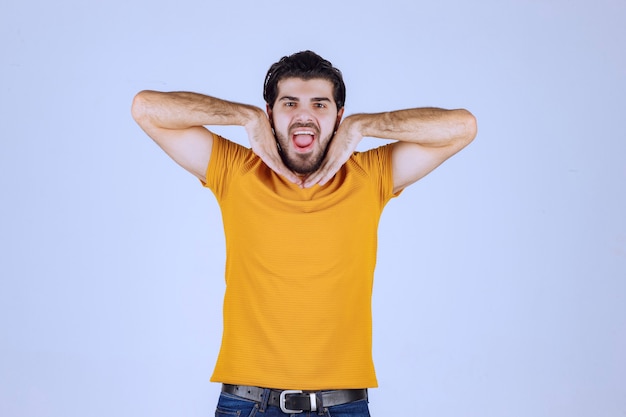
left=279, top=390, right=317, bottom=414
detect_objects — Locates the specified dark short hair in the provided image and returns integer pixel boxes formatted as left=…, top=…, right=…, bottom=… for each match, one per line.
left=263, top=50, right=346, bottom=109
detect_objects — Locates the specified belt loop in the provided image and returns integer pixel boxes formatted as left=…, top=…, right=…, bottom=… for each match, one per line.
left=258, top=387, right=271, bottom=412
left=316, top=392, right=324, bottom=416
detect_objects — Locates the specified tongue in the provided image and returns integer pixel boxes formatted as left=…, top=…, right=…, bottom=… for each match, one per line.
left=294, top=134, right=314, bottom=148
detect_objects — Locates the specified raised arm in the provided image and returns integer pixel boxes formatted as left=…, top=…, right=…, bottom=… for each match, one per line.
left=131, top=91, right=298, bottom=182
left=303, top=108, right=477, bottom=192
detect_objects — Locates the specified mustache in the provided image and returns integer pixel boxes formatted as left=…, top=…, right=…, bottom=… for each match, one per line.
left=289, top=122, right=319, bottom=131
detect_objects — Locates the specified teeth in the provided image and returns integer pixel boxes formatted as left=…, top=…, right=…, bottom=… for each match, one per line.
left=294, top=130, right=314, bottom=135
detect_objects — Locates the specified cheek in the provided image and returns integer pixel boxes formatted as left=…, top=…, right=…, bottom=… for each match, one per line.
left=322, top=118, right=339, bottom=134
left=273, top=114, right=290, bottom=130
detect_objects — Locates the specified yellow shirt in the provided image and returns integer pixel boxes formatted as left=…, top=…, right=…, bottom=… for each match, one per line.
left=204, top=134, right=398, bottom=390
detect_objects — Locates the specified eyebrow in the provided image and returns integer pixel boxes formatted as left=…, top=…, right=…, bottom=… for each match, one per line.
left=278, top=96, right=332, bottom=103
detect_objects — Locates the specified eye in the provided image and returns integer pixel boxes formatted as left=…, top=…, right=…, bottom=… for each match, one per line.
left=284, top=101, right=296, bottom=107
left=314, top=102, right=327, bottom=109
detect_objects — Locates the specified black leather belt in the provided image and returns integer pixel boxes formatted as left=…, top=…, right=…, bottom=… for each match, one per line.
left=222, top=384, right=367, bottom=414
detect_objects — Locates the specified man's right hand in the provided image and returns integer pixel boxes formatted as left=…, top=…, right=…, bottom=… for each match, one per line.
left=245, top=110, right=301, bottom=185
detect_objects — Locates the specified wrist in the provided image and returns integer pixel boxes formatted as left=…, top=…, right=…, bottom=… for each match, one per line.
left=243, top=106, right=271, bottom=136
left=341, top=114, right=364, bottom=137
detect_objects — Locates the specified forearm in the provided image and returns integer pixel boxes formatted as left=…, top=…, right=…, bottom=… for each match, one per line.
left=342, top=107, right=477, bottom=147
left=131, top=90, right=266, bottom=131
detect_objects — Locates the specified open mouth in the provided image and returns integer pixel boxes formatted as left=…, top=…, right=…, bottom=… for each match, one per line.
left=291, top=129, right=317, bottom=152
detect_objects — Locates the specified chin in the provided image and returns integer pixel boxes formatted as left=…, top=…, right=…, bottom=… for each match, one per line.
left=289, top=161, right=322, bottom=176
left=279, top=150, right=320, bottom=175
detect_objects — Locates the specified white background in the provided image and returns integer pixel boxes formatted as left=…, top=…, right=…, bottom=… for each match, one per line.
left=1, top=1, right=625, bottom=416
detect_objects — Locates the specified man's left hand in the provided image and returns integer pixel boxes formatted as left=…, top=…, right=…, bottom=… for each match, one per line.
left=302, top=117, right=362, bottom=188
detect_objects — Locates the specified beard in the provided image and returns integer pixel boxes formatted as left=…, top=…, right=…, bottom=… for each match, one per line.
left=275, top=130, right=334, bottom=175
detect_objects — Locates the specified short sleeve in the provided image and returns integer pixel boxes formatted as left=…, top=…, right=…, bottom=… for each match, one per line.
left=352, top=144, right=401, bottom=204
left=204, top=134, right=252, bottom=200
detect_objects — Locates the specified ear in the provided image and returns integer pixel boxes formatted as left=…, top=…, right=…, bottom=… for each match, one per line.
left=266, top=104, right=274, bottom=128
left=335, top=107, right=345, bottom=130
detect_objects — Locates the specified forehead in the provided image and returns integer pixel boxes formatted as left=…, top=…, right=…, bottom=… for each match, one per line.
left=276, top=77, right=334, bottom=99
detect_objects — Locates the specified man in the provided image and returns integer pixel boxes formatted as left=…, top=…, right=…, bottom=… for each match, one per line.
left=132, top=50, right=476, bottom=417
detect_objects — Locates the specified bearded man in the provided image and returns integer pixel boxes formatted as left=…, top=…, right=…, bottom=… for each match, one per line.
left=131, top=50, right=477, bottom=417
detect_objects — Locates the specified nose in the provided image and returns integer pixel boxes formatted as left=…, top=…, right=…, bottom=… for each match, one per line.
left=294, top=108, right=314, bottom=123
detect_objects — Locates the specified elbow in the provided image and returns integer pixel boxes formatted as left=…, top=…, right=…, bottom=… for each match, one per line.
left=130, top=90, right=154, bottom=123
left=457, top=109, right=477, bottom=146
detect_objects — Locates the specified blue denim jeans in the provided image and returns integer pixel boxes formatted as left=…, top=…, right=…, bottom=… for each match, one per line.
left=215, top=392, right=371, bottom=417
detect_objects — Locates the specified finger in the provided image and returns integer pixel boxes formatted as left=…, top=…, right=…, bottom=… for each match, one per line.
left=301, top=161, right=325, bottom=188
left=280, top=168, right=301, bottom=185
left=303, top=161, right=334, bottom=188
left=252, top=144, right=301, bottom=184
left=316, top=162, right=341, bottom=186
left=266, top=156, right=301, bottom=184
